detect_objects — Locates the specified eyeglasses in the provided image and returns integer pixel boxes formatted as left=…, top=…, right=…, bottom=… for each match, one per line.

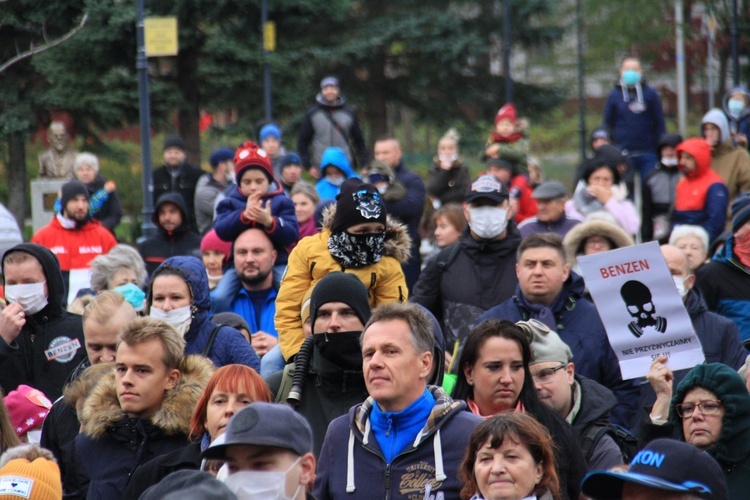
left=675, top=400, right=723, bottom=418
left=531, top=364, right=566, bottom=385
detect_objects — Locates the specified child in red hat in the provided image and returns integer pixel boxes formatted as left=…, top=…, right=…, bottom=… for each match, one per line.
left=484, top=103, right=529, bottom=174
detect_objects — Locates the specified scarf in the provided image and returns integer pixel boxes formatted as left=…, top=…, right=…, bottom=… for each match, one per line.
left=517, top=291, right=566, bottom=331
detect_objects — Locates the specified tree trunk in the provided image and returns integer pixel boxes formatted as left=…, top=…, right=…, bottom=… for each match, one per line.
left=7, top=133, right=28, bottom=229
left=176, top=46, right=201, bottom=166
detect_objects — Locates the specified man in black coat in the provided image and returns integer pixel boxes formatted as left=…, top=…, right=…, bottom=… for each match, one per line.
left=152, top=134, right=205, bottom=232
left=139, top=192, right=201, bottom=277
left=0, top=243, right=87, bottom=401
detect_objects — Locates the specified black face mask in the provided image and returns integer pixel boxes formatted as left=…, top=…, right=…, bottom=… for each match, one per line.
left=313, top=331, right=363, bottom=371
left=328, top=231, right=385, bottom=268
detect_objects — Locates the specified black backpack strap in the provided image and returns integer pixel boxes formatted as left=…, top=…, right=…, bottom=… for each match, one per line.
left=580, top=424, right=611, bottom=464
left=201, top=325, right=223, bottom=357
left=436, top=243, right=460, bottom=272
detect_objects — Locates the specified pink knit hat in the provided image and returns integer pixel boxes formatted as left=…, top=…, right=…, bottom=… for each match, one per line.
left=201, top=229, right=232, bottom=257
left=5, top=386, right=52, bottom=437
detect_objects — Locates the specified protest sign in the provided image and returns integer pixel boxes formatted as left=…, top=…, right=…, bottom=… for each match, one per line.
left=578, top=241, right=704, bottom=379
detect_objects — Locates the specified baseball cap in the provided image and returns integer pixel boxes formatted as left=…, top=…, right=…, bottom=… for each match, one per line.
left=531, top=181, right=567, bottom=200
left=465, top=175, right=509, bottom=204
left=581, top=438, right=728, bottom=500
left=201, top=403, right=313, bottom=460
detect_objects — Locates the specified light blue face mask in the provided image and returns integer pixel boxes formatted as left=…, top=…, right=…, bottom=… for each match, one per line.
left=729, top=98, right=746, bottom=117
left=114, top=283, right=145, bottom=312
left=622, top=69, right=641, bottom=86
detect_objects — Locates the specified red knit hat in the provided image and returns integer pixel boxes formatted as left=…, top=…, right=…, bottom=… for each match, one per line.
left=5, top=386, right=52, bottom=437
left=234, top=141, right=275, bottom=184
left=494, top=103, right=517, bottom=125
left=201, top=229, right=232, bottom=256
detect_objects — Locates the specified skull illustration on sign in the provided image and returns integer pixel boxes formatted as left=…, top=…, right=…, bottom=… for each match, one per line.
left=620, top=280, right=667, bottom=338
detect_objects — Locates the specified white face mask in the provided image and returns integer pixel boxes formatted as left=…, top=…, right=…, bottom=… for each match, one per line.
left=673, top=275, right=689, bottom=299
left=223, top=458, right=302, bottom=500
left=26, top=429, right=42, bottom=444
left=5, top=282, right=48, bottom=315
left=661, top=157, right=678, bottom=167
left=468, top=206, right=508, bottom=240
left=149, top=305, right=192, bottom=337
left=326, top=176, right=345, bottom=187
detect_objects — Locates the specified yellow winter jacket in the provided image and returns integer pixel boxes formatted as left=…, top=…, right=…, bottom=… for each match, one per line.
left=276, top=207, right=411, bottom=360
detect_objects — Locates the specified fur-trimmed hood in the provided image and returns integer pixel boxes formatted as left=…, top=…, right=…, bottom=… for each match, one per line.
left=320, top=204, right=412, bottom=264
left=81, top=354, right=214, bottom=439
left=562, top=219, right=634, bottom=266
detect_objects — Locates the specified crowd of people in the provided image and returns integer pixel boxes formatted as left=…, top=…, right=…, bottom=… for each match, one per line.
left=0, top=61, right=748, bottom=499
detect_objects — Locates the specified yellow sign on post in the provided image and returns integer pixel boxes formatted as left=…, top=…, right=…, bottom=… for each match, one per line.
left=144, top=17, right=178, bottom=57
left=263, top=21, right=276, bottom=52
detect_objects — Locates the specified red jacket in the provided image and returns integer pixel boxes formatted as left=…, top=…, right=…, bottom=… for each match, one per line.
left=675, top=138, right=725, bottom=211
left=32, top=217, right=117, bottom=271
left=511, top=174, right=537, bottom=223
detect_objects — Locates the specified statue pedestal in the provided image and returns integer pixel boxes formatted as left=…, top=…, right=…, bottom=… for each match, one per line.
left=31, top=179, right=66, bottom=233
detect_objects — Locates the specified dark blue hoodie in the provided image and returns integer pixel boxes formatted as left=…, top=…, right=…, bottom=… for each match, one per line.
left=149, top=256, right=260, bottom=371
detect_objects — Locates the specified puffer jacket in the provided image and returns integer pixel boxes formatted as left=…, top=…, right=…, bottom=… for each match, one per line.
left=702, top=108, right=750, bottom=203
left=31, top=216, right=117, bottom=272
left=314, top=386, right=482, bottom=500
left=411, top=225, right=521, bottom=348
left=66, top=355, right=214, bottom=499
left=149, top=256, right=260, bottom=371
left=276, top=206, right=410, bottom=360
left=478, top=273, right=640, bottom=429
left=213, top=179, right=298, bottom=267
left=0, top=243, right=87, bottom=401
left=138, top=192, right=202, bottom=277
left=673, top=137, right=728, bottom=242
left=641, top=134, right=682, bottom=242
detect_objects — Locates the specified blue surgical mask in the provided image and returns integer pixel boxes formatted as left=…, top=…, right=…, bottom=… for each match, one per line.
left=729, top=98, right=746, bottom=117
left=114, top=283, right=145, bottom=312
left=622, top=70, right=641, bottom=86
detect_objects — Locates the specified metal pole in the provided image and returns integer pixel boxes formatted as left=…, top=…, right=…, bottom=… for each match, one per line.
left=675, top=0, right=687, bottom=137
left=708, top=24, right=715, bottom=109
left=136, top=0, right=156, bottom=238
left=732, top=0, right=740, bottom=86
left=503, top=0, right=513, bottom=103
left=576, top=0, right=586, bottom=163
left=262, top=0, right=272, bottom=121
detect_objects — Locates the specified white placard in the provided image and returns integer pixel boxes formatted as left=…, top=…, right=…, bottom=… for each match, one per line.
left=68, top=268, right=92, bottom=305
left=578, top=241, right=704, bottom=380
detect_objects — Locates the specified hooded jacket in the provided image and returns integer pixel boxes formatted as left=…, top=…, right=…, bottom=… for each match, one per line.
left=0, top=243, right=87, bottom=401
left=139, top=192, right=202, bottom=276
left=149, top=256, right=260, bottom=372
left=275, top=206, right=410, bottom=361
left=314, top=386, right=482, bottom=500
left=603, top=78, right=666, bottom=153
left=670, top=364, right=750, bottom=498
left=152, top=160, right=205, bottom=233
left=67, top=355, right=214, bottom=499
left=297, top=94, right=368, bottom=170
left=695, top=235, right=750, bottom=343
left=412, top=224, right=522, bottom=349
left=702, top=108, right=750, bottom=203
left=673, top=137, right=729, bottom=241
left=214, top=174, right=298, bottom=267
left=315, top=147, right=357, bottom=202
left=723, top=86, right=750, bottom=138
left=478, top=273, right=640, bottom=429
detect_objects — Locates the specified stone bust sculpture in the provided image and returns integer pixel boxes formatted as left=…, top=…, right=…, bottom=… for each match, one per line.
left=38, top=121, right=78, bottom=178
